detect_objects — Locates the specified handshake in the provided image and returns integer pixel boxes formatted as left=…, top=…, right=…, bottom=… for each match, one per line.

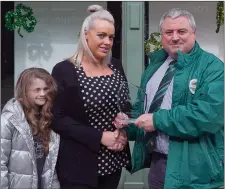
left=113, top=112, right=156, bottom=132
left=101, top=129, right=128, bottom=152
left=101, top=112, right=156, bottom=152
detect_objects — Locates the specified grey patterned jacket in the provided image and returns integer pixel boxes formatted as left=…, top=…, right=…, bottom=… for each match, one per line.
left=1, top=98, right=60, bottom=189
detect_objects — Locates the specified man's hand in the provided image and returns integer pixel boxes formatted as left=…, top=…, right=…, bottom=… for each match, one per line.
left=107, top=129, right=128, bottom=152
left=135, top=113, right=156, bottom=132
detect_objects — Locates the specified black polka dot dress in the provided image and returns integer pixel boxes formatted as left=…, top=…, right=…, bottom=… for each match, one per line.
left=75, top=64, right=130, bottom=176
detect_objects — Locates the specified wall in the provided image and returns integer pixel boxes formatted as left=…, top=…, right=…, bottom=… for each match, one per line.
left=14, top=1, right=224, bottom=84
left=14, top=2, right=107, bottom=83
left=148, top=1, right=224, bottom=62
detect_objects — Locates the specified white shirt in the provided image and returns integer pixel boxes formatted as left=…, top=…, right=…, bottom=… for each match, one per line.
left=145, top=56, right=174, bottom=154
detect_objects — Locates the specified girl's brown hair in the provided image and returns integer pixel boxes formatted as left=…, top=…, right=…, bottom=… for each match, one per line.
left=15, top=67, right=57, bottom=154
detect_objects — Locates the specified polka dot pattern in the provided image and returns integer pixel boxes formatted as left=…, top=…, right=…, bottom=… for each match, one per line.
left=75, top=64, right=130, bottom=176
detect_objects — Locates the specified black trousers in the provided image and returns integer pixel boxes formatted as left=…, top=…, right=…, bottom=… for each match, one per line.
left=61, top=170, right=122, bottom=189
left=98, top=169, right=121, bottom=189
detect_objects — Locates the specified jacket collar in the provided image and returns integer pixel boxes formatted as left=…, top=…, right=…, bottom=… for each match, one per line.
left=2, top=99, right=35, bottom=147
left=149, top=41, right=202, bottom=69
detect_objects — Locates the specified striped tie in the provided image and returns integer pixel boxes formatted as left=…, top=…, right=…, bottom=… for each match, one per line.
left=144, top=60, right=176, bottom=154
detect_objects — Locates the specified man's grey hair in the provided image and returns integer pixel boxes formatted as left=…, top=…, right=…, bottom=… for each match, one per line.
left=159, top=8, right=196, bottom=32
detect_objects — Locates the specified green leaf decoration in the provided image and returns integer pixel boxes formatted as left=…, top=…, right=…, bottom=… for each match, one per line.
left=5, top=3, right=37, bottom=38
left=144, top=32, right=163, bottom=55
left=216, top=1, right=224, bottom=33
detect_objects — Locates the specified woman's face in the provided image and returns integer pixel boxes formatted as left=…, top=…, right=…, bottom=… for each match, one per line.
left=85, top=19, right=115, bottom=61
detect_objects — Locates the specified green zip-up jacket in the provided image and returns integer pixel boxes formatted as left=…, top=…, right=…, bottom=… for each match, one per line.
left=126, top=42, right=224, bottom=189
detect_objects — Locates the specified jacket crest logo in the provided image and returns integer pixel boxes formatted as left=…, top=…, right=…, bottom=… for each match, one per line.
left=189, top=79, right=197, bottom=94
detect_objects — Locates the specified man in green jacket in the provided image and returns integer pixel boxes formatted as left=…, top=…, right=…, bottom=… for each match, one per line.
left=114, top=8, right=224, bottom=189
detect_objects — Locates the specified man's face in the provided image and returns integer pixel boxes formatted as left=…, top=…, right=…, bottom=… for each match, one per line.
left=161, top=16, right=196, bottom=58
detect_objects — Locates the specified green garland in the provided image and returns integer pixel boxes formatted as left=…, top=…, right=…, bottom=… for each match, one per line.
left=216, top=1, right=224, bottom=33
left=144, top=32, right=162, bottom=55
left=5, top=3, right=37, bottom=38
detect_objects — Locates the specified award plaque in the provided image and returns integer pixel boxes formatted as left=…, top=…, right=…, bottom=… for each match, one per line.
left=117, top=81, right=147, bottom=124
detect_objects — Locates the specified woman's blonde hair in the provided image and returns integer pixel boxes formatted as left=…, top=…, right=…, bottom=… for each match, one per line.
left=69, top=5, right=115, bottom=67
left=15, top=67, right=57, bottom=154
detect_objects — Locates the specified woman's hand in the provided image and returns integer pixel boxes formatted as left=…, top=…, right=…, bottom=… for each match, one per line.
left=107, top=143, right=124, bottom=152
left=107, top=129, right=128, bottom=151
left=101, top=129, right=127, bottom=149
left=113, top=112, right=129, bottom=129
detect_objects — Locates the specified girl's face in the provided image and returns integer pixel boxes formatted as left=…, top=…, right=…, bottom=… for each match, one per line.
left=27, top=78, right=49, bottom=107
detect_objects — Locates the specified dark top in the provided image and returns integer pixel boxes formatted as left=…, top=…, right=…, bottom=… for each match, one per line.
left=76, top=63, right=130, bottom=176
left=33, top=135, right=46, bottom=189
left=51, top=57, right=131, bottom=188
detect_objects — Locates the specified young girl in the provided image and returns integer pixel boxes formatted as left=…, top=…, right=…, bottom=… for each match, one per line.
left=1, top=67, right=60, bottom=189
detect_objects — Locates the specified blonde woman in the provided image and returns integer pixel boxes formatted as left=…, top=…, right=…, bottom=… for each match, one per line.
left=1, top=68, right=60, bottom=189
left=51, top=4, right=131, bottom=189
